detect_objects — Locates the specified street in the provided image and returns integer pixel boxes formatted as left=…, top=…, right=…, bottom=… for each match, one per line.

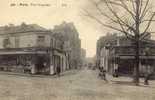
left=0, top=68, right=155, bottom=100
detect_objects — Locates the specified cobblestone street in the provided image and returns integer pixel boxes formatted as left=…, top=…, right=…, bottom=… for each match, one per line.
left=0, top=68, right=155, bottom=100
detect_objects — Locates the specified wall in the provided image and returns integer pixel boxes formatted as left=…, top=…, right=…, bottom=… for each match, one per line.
left=0, top=32, right=51, bottom=49
left=19, top=34, right=36, bottom=48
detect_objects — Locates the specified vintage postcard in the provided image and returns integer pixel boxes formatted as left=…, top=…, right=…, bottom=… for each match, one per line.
left=0, top=0, right=155, bottom=100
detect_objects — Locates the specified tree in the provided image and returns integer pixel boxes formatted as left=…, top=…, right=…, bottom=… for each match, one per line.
left=83, top=0, right=155, bottom=85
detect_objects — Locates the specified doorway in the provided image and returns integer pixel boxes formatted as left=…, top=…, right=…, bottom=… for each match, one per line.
left=35, top=55, right=47, bottom=74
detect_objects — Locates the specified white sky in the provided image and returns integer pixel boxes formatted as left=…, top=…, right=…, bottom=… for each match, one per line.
left=1, top=0, right=155, bottom=57
left=0, top=0, right=106, bottom=57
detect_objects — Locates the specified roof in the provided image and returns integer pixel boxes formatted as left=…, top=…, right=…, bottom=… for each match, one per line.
left=0, top=23, right=48, bottom=35
left=98, top=34, right=155, bottom=48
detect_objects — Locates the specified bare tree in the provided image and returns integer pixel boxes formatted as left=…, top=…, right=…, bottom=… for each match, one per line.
left=83, top=0, right=155, bottom=85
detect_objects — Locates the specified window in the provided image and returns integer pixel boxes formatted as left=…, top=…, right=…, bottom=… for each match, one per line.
left=50, top=38, right=54, bottom=48
left=37, top=36, right=45, bottom=42
left=15, top=37, right=20, bottom=48
left=37, top=36, right=45, bottom=46
left=3, top=38, right=11, bottom=48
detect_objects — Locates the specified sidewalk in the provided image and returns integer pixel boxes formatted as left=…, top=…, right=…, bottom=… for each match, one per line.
left=0, top=69, right=154, bottom=100
left=0, top=69, right=80, bottom=78
left=105, top=73, right=155, bottom=87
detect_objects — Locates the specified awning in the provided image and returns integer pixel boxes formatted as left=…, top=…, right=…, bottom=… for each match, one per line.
left=119, top=56, right=135, bottom=59
left=118, top=55, right=155, bottom=59
left=0, top=51, right=47, bottom=55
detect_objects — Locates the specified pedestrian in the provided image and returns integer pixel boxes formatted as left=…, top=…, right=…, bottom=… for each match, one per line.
left=56, top=67, right=61, bottom=77
left=113, top=69, right=118, bottom=77
left=144, top=73, right=150, bottom=85
left=144, top=65, right=152, bottom=85
left=99, top=67, right=107, bottom=81
left=98, top=67, right=102, bottom=77
left=102, top=68, right=107, bottom=81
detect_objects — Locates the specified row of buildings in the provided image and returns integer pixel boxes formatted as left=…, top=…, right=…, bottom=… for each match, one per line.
left=96, top=33, right=155, bottom=77
left=0, top=22, right=86, bottom=74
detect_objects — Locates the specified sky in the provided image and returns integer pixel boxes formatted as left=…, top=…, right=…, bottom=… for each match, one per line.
left=1, top=0, right=155, bottom=57
left=0, top=0, right=106, bottom=57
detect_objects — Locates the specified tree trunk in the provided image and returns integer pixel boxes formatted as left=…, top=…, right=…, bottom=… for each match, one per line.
left=133, top=0, right=140, bottom=85
left=133, top=39, right=140, bottom=85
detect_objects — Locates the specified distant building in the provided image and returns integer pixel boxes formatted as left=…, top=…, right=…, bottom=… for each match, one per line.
left=80, top=48, right=86, bottom=67
left=86, top=56, right=96, bottom=69
left=0, top=23, right=69, bottom=74
left=97, top=33, right=155, bottom=77
left=53, top=21, right=81, bottom=69
left=96, top=33, right=117, bottom=69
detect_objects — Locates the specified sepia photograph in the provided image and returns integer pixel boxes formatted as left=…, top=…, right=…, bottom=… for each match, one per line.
left=0, top=0, right=155, bottom=100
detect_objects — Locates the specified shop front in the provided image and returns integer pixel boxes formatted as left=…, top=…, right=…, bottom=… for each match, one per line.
left=0, top=48, right=51, bottom=74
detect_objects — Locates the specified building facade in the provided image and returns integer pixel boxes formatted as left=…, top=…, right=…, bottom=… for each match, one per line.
left=97, top=33, right=155, bottom=77
left=53, top=21, right=82, bottom=69
left=80, top=48, right=86, bottom=67
left=0, top=23, right=69, bottom=74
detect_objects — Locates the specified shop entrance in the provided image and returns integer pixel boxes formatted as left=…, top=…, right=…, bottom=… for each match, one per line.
left=53, top=55, right=61, bottom=74
left=35, top=55, right=47, bottom=74
left=118, top=59, right=134, bottom=75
